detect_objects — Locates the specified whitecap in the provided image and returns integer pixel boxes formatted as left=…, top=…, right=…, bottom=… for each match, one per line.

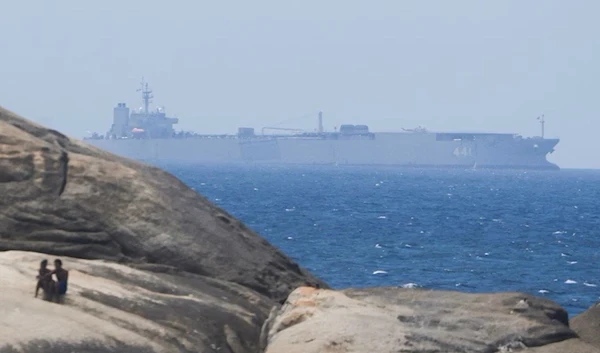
left=285, top=208, right=295, bottom=212
left=567, top=261, right=578, bottom=265
left=375, top=183, right=380, bottom=187
left=538, top=290, right=550, bottom=294
left=584, top=282, right=597, bottom=287
left=215, top=198, right=221, bottom=201
left=484, top=252, right=490, bottom=256
left=372, top=270, right=388, bottom=275
left=405, top=244, right=412, bottom=248
left=375, top=244, right=382, bottom=248
left=253, top=187, right=259, bottom=191
left=402, top=283, right=418, bottom=288
left=286, top=236, right=293, bottom=240
left=565, top=280, right=577, bottom=284
left=492, top=219, right=502, bottom=222
left=553, top=231, right=567, bottom=235
left=561, top=253, right=569, bottom=257
left=377, top=216, right=387, bottom=219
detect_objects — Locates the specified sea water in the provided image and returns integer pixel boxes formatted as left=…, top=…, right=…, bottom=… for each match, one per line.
left=161, top=163, right=600, bottom=316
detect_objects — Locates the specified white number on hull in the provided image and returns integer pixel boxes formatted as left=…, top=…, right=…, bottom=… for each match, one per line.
left=453, top=146, right=472, bottom=157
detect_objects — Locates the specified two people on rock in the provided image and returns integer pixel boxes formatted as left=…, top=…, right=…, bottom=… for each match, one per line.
left=35, top=258, right=69, bottom=303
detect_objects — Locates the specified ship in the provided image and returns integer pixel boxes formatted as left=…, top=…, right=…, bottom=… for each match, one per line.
left=84, top=80, right=560, bottom=170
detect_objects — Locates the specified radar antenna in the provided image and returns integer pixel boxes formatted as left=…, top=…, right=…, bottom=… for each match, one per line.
left=136, top=77, right=154, bottom=115
left=537, top=114, right=545, bottom=138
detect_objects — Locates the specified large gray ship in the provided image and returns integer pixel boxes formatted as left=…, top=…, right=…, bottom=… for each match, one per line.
left=84, top=81, right=560, bottom=170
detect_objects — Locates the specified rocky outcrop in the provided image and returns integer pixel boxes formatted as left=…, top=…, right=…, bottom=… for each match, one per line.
left=4, top=106, right=598, bottom=353
left=0, top=251, right=274, bottom=353
left=0, top=106, right=328, bottom=352
left=0, top=106, right=326, bottom=303
left=571, top=302, right=600, bottom=350
left=263, top=286, right=600, bottom=353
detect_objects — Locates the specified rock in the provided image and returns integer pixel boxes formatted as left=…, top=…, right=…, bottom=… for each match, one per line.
left=259, top=306, right=280, bottom=352
left=264, top=286, right=600, bottom=353
left=0, top=106, right=328, bottom=352
left=0, top=250, right=273, bottom=353
left=0, top=106, right=326, bottom=303
left=570, top=302, right=600, bottom=349
left=525, top=338, right=600, bottom=353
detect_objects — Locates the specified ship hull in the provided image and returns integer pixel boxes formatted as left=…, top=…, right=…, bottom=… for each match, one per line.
left=85, top=132, right=559, bottom=170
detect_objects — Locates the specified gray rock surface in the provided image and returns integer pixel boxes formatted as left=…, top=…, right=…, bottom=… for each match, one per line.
left=263, top=286, right=600, bottom=353
left=0, top=251, right=273, bottom=353
left=0, top=106, right=326, bottom=303
left=0, top=106, right=328, bottom=352
left=571, top=302, right=600, bottom=349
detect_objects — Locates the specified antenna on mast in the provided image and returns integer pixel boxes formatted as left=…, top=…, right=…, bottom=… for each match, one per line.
left=136, top=77, right=153, bottom=115
left=537, top=114, right=545, bottom=138
left=318, top=111, right=324, bottom=133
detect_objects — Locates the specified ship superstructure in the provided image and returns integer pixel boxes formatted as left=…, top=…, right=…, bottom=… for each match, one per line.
left=85, top=81, right=560, bottom=170
left=103, top=79, right=179, bottom=140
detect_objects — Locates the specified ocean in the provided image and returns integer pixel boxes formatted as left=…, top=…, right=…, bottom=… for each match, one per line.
left=160, top=163, right=600, bottom=317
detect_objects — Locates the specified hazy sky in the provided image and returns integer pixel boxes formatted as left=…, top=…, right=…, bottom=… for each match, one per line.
left=1, top=1, right=598, bottom=168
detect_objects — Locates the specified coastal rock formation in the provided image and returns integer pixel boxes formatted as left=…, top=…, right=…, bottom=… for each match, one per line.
left=570, top=302, right=600, bottom=349
left=262, top=286, right=600, bottom=353
left=3, top=106, right=597, bottom=353
left=0, top=106, right=326, bottom=303
left=0, top=106, right=328, bottom=352
left=0, top=251, right=273, bottom=353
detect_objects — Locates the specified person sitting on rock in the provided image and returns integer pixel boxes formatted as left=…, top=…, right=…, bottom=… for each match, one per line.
left=47, top=259, right=69, bottom=303
left=34, top=259, right=53, bottom=300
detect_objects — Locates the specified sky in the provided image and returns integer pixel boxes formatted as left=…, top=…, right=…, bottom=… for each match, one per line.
left=1, top=0, right=598, bottom=168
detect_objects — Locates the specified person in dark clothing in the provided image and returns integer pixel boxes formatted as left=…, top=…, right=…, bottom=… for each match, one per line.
left=34, top=259, right=53, bottom=300
left=46, top=259, right=69, bottom=303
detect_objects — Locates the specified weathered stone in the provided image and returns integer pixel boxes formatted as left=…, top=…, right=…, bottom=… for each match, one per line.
left=0, top=106, right=330, bottom=353
left=570, top=302, right=600, bottom=350
left=264, top=286, right=600, bottom=353
left=526, top=338, right=600, bottom=353
left=0, top=106, right=326, bottom=303
left=0, top=251, right=273, bottom=353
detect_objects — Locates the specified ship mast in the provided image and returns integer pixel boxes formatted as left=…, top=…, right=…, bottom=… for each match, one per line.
left=537, top=114, right=545, bottom=138
left=137, top=77, right=154, bottom=115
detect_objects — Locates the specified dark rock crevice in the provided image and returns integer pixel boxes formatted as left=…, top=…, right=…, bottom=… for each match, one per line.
left=57, top=151, right=68, bottom=196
